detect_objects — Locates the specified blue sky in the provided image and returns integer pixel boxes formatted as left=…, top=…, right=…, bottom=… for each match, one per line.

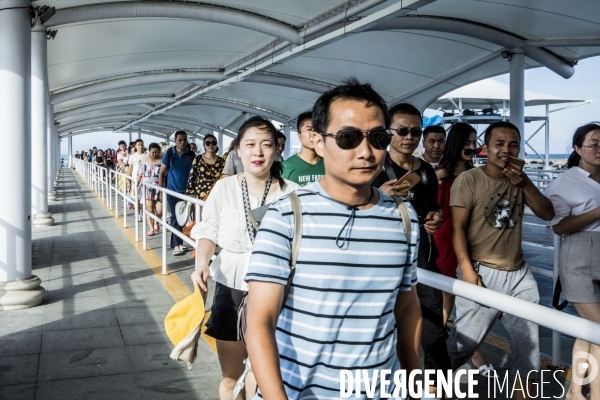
left=62, top=56, right=600, bottom=156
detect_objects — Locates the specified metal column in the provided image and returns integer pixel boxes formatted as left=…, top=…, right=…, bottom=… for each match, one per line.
left=47, top=105, right=56, bottom=201
left=0, top=0, right=46, bottom=309
left=217, top=131, right=223, bottom=155
left=30, top=21, right=54, bottom=226
left=129, top=131, right=132, bottom=144
left=545, top=101, right=550, bottom=169
left=284, top=124, right=291, bottom=159
left=510, top=49, right=526, bottom=159
left=68, top=136, right=73, bottom=167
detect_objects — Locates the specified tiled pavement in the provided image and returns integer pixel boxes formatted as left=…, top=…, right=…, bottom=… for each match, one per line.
left=0, top=167, right=220, bottom=400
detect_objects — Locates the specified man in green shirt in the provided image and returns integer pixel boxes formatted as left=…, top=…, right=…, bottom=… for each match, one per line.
left=282, top=112, right=325, bottom=186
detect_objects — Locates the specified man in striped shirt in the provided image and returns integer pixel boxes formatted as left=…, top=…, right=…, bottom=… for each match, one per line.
left=245, top=79, right=422, bottom=399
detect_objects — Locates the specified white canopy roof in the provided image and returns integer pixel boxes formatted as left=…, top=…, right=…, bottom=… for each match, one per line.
left=45, top=0, right=600, bottom=139
left=429, top=79, right=589, bottom=111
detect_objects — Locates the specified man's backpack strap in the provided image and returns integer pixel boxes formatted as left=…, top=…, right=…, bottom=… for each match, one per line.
left=284, top=192, right=302, bottom=301
left=392, top=196, right=412, bottom=240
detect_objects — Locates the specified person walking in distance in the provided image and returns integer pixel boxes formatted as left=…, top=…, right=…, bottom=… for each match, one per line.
left=186, top=134, right=225, bottom=201
left=419, top=125, right=446, bottom=168
left=158, top=131, right=194, bottom=256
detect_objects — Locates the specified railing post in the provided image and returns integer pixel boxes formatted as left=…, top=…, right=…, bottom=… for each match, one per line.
left=162, top=190, right=168, bottom=275
left=115, top=173, right=119, bottom=218
left=108, top=170, right=112, bottom=210
left=134, top=180, right=139, bottom=242
left=550, top=234, right=562, bottom=368
left=142, top=182, right=147, bottom=250
left=123, top=174, right=127, bottom=229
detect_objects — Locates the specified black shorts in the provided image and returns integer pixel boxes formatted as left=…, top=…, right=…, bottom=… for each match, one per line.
left=204, top=282, right=246, bottom=341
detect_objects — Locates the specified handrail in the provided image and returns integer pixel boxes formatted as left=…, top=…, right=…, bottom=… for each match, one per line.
left=140, top=181, right=205, bottom=274
left=418, top=268, right=600, bottom=346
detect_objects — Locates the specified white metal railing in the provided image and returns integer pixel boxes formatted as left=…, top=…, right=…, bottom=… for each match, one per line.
left=74, top=158, right=206, bottom=276
left=140, top=182, right=205, bottom=274
left=73, top=159, right=596, bottom=367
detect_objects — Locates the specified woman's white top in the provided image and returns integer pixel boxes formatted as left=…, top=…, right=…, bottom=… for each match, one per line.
left=191, top=175, right=300, bottom=290
left=545, top=167, right=600, bottom=232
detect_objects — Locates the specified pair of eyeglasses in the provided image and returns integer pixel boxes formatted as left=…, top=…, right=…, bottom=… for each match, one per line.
left=320, top=128, right=392, bottom=150
left=390, top=127, right=422, bottom=137
left=581, top=144, right=600, bottom=151
left=463, top=148, right=482, bottom=156
left=204, top=141, right=217, bottom=146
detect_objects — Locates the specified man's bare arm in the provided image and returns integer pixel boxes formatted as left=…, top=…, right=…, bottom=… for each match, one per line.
left=503, top=168, right=554, bottom=221
left=158, top=164, right=167, bottom=188
left=246, top=281, right=288, bottom=400
left=395, top=286, right=422, bottom=373
left=451, top=206, right=481, bottom=287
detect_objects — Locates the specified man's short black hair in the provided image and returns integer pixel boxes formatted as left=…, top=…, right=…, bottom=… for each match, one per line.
left=297, top=112, right=313, bottom=132
left=277, top=131, right=286, bottom=141
left=423, top=125, right=446, bottom=139
left=388, top=103, right=422, bottom=125
left=484, top=121, right=521, bottom=145
left=174, top=130, right=187, bottom=140
left=312, top=78, right=390, bottom=134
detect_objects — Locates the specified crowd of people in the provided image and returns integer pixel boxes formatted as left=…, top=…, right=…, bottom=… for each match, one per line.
left=76, top=79, right=600, bottom=400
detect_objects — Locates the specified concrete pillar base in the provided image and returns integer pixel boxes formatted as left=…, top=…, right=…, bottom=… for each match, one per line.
left=48, top=193, right=57, bottom=201
left=0, top=275, right=46, bottom=311
left=32, top=213, right=54, bottom=226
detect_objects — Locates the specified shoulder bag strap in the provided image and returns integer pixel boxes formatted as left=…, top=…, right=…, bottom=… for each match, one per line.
left=384, top=155, right=397, bottom=181
left=282, top=191, right=302, bottom=306
left=392, top=196, right=411, bottom=239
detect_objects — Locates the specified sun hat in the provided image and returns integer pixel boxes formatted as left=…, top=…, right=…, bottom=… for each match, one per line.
left=175, top=201, right=193, bottom=226
left=164, top=283, right=206, bottom=368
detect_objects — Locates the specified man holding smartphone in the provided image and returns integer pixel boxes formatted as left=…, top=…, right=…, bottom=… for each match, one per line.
left=449, top=121, right=554, bottom=397
left=373, top=103, right=449, bottom=395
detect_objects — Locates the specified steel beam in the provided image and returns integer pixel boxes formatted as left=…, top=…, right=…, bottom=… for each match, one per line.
left=55, top=96, right=174, bottom=120
left=370, top=16, right=574, bottom=79
left=45, top=2, right=301, bottom=44
left=50, top=72, right=223, bottom=105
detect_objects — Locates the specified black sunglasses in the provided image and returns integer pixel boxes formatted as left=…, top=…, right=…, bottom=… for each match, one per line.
left=463, top=147, right=482, bottom=156
left=320, top=128, right=392, bottom=150
left=390, top=127, right=422, bottom=137
left=204, top=141, right=217, bottom=146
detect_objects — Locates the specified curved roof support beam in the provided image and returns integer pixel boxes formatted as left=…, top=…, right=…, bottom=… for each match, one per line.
left=152, top=114, right=237, bottom=137
left=185, top=98, right=290, bottom=121
left=50, top=72, right=223, bottom=105
left=59, top=125, right=128, bottom=137
left=58, top=114, right=138, bottom=132
left=138, top=121, right=191, bottom=133
left=46, top=2, right=301, bottom=44
left=55, top=96, right=175, bottom=120
left=370, top=16, right=574, bottom=79
left=245, top=73, right=333, bottom=93
left=61, top=127, right=166, bottom=140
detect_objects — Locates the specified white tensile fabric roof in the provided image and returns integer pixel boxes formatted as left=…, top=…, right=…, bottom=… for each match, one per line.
left=429, top=79, right=588, bottom=111
left=45, top=0, right=600, bottom=139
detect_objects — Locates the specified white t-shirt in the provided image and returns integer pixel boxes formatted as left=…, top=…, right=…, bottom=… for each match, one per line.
left=417, top=153, right=439, bottom=169
left=129, top=152, right=147, bottom=177
left=190, top=176, right=300, bottom=290
left=545, top=167, right=600, bottom=232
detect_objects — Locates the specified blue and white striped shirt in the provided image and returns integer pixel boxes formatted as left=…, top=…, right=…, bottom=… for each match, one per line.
left=246, top=182, right=419, bottom=399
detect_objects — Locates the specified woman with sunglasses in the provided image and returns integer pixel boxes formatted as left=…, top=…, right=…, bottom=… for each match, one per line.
left=546, top=124, right=600, bottom=400
left=191, top=117, right=299, bottom=399
left=185, top=134, right=225, bottom=201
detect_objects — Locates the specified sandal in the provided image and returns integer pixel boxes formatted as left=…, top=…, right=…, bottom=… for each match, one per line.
left=154, top=225, right=160, bottom=233
left=173, top=248, right=184, bottom=256
left=478, top=364, right=495, bottom=377
left=147, top=231, right=155, bottom=237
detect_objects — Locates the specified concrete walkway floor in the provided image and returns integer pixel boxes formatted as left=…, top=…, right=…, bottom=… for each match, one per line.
left=0, top=167, right=220, bottom=400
